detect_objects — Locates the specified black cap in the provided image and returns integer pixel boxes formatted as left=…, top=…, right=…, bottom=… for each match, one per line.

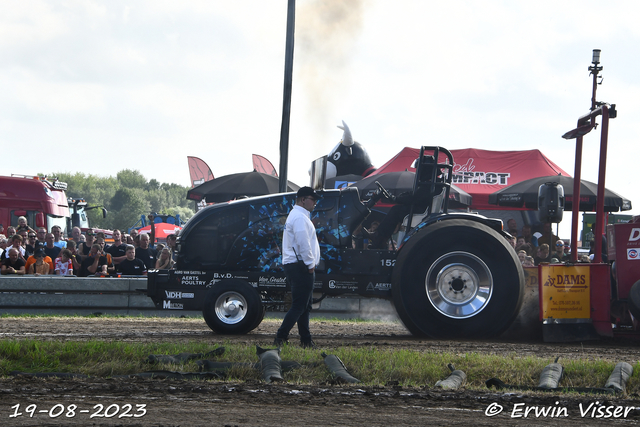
left=297, top=186, right=320, bottom=200
left=34, top=248, right=45, bottom=257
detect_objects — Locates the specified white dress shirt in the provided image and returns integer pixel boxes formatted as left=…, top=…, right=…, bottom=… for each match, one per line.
left=282, top=205, right=320, bottom=269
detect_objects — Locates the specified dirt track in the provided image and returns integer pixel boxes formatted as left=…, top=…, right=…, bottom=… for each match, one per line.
left=1, top=316, right=640, bottom=426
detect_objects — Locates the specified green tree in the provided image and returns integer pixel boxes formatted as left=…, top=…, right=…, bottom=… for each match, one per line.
left=117, top=170, right=147, bottom=190
left=109, top=188, right=151, bottom=231
left=50, top=169, right=195, bottom=232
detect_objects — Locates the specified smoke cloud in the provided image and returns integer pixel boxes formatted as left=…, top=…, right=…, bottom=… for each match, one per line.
left=295, top=0, right=366, bottom=146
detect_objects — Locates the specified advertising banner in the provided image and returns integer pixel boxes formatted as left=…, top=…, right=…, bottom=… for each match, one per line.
left=540, top=265, right=590, bottom=319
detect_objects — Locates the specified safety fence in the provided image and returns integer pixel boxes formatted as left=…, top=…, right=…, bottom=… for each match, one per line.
left=0, top=276, right=180, bottom=316
left=0, top=276, right=398, bottom=319
left=0, top=267, right=539, bottom=338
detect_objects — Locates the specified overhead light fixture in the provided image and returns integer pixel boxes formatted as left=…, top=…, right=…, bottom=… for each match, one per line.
left=592, top=49, right=601, bottom=65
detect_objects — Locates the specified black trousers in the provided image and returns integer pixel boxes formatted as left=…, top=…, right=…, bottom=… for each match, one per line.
left=276, top=262, right=314, bottom=342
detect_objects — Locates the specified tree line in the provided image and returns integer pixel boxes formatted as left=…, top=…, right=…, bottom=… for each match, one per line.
left=50, top=170, right=195, bottom=232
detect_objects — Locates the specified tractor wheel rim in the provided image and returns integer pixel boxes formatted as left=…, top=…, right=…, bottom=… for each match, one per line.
left=214, top=291, right=248, bottom=324
left=426, top=251, right=493, bottom=319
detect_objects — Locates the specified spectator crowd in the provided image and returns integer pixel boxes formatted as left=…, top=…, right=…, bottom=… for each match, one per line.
left=506, top=218, right=594, bottom=267
left=1, top=215, right=177, bottom=277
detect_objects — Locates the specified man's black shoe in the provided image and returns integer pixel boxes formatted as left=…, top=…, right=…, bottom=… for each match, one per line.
left=273, top=337, right=289, bottom=347
left=301, top=340, right=317, bottom=349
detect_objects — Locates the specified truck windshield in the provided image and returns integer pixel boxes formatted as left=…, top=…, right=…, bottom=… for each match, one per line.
left=10, top=210, right=40, bottom=230
left=47, top=215, right=68, bottom=235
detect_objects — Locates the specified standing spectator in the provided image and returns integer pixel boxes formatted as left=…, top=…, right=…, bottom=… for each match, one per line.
left=15, top=216, right=36, bottom=234
left=129, top=229, right=140, bottom=248
left=551, top=240, right=565, bottom=260
left=0, top=225, right=4, bottom=235
left=24, top=249, right=54, bottom=273
left=51, top=225, right=67, bottom=249
left=55, top=249, right=74, bottom=276
left=6, top=226, right=16, bottom=240
left=155, top=247, right=174, bottom=270
left=17, top=230, right=29, bottom=253
left=506, top=218, right=518, bottom=236
left=25, top=232, right=38, bottom=257
left=43, top=233, right=62, bottom=261
left=70, top=226, right=82, bottom=245
left=534, top=243, right=551, bottom=265
left=95, top=236, right=115, bottom=274
left=106, top=229, right=127, bottom=265
left=66, top=241, right=82, bottom=272
left=0, top=236, right=7, bottom=258
left=521, top=225, right=538, bottom=247
left=523, top=256, right=535, bottom=267
left=79, top=244, right=109, bottom=277
left=146, top=214, right=156, bottom=247
left=517, top=250, right=527, bottom=264
left=118, top=245, right=147, bottom=275
left=515, top=236, right=533, bottom=256
left=538, top=223, right=559, bottom=247
left=78, top=228, right=96, bottom=261
left=274, top=187, right=321, bottom=348
left=1, top=248, right=26, bottom=275
left=166, top=233, right=178, bottom=261
left=135, top=234, right=157, bottom=270
left=27, top=249, right=50, bottom=276
left=35, top=227, right=47, bottom=245
left=1, top=235, right=26, bottom=262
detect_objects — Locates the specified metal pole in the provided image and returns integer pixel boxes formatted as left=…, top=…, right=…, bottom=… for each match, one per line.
left=593, top=106, right=610, bottom=263
left=278, top=0, right=296, bottom=193
left=570, top=134, right=582, bottom=263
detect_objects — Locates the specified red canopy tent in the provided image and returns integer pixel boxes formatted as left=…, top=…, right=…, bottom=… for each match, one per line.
left=138, top=223, right=183, bottom=242
left=370, top=147, right=570, bottom=210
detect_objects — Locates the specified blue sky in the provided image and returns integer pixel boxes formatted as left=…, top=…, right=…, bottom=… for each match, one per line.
left=1, top=0, right=638, bottom=235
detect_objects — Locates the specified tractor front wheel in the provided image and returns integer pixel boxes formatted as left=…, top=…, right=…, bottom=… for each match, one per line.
left=203, top=279, right=263, bottom=334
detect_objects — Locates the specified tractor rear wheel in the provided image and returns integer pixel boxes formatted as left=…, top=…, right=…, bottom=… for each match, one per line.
left=627, top=280, right=640, bottom=320
left=203, top=279, right=263, bottom=334
left=392, top=219, right=524, bottom=339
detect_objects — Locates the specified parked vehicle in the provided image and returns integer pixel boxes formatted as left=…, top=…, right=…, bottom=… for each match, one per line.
left=0, top=175, right=71, bottom=234
left=147, top=147, right=525, bottom=339
left=67, top=197, right=111, bottom=240
left=0, top=175, right=106, bottom=237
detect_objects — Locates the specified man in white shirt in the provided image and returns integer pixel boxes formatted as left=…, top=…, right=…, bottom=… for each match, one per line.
left=275, top=187, right=321, bottom=349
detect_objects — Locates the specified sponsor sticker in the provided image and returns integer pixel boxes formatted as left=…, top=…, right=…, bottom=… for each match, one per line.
left=164, top=291, right=195, bottom=299
left=162, top=300, right=184, bottom=310
left=328, top=280, right=358, bottom=290
left=258, top=276, right=287, bottom=287
left=366, top=282, right=392, bottom=291
left=628, top=248, right=639, bottom=260
left=178, top=276, right=208, bottom=286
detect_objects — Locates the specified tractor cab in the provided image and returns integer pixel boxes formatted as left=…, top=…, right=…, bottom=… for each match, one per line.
left=352, top=147, right=458, bottom=250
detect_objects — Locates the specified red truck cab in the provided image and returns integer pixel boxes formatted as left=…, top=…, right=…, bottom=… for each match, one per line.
left=0, top=175, right=70, bottom=233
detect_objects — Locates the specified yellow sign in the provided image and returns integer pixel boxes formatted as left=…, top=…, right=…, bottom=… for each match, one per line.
left=540, top=265, right=590, bottom=319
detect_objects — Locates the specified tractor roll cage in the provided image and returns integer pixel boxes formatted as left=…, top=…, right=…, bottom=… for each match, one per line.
left=406, top=146, right=454, bottom=234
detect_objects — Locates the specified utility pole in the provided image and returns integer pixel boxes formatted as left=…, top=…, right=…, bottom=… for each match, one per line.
left=278, top=0, right=296, bottom=193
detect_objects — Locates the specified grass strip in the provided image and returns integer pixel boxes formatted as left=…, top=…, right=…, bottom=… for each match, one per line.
left=0, top=339, right=637, bottom=394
